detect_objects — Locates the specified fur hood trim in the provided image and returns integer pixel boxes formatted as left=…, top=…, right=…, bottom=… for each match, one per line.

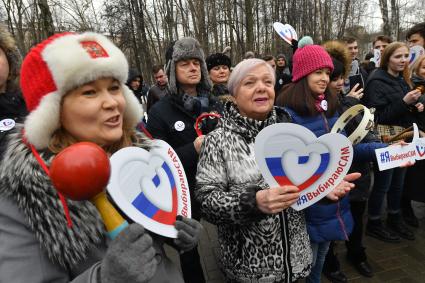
left=0, top=125, right=105, bottom=269
left=322, top=40, right=351, bottom=79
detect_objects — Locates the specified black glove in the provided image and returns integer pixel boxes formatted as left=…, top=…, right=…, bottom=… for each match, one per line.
left=101, top=223, right=157, bottom=283
left=291, top=39, right=298, bottom=54
left=174, top=215, right=203, bottom=252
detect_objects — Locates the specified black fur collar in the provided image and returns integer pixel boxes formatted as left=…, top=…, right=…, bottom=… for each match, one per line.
left=0, top=126, right=105, bottom=269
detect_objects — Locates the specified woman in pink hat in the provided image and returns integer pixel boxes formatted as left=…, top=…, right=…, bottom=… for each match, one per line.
left=276, top=36, right=380, bottom=283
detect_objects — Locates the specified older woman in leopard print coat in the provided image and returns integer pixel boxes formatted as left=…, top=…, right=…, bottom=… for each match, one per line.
left=195, top=59, right=357, bottom=283
left=195, top=58, right=308, bottom=283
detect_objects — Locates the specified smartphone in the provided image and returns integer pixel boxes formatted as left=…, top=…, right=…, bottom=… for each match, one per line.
left=349, top=74, right=364, bottom=91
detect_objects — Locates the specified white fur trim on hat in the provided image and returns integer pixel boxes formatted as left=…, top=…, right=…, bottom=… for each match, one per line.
left=25, top=83, right=143, bottom=150
left=24, top=91, right=61, bottom=149
left=42, top=32, right=128, bottom=95
left=23, top=32, right=144, bottom=149
left=122, top=84, right=143, bottom=127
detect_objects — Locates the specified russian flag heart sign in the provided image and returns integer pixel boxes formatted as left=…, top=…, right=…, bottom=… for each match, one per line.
left=254, top=123, right=353, bottom=210
left=273, top=22, right=298, bottom=46
left=107, top=139, right=190, bottom=238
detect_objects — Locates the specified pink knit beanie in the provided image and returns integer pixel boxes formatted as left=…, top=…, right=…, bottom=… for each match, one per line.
left=292, top=36, right=334, bottom=82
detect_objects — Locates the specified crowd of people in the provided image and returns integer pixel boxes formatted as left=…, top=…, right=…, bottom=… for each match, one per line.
left=0, top=20, right=424, bottom=283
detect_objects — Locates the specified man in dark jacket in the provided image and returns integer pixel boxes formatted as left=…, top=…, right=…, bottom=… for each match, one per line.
left=146, top=64, right=168, bottom=114
left=126, top=69, right=149, bottom=106
left=407, top=22, right=425, bottom=48
left=343, top=37, right=369, bottom=93
left=146, top=37, right=221, bottom=283
left=275, top=54, right=292, bottom=95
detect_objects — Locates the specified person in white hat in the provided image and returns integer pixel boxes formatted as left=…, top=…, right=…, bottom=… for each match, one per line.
left=0, top=32, right=201, bottom=283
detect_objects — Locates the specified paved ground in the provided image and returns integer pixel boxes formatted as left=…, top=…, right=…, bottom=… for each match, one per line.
left=166, top=201, right=425, bottom=283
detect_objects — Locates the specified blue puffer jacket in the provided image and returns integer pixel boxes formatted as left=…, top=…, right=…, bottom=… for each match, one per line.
left=284, top=107, right=377, bottom=243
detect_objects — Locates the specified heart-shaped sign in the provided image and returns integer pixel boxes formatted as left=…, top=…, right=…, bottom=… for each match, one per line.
left=107, top=139, right=191, bottom=238
left=255, top=123, right=353, bottom=210
left=416, top=145, right=425, bottom=158
left=373, top=49, right=381, bottom=67
left=413, top=123, right=425, bottom=160
left=409, top=45, right=425, bottom=66
left=273, top=22, right=298, bottom=45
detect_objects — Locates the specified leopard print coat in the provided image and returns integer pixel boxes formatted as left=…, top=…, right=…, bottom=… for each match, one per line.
left=196, top=102, right=312, bottom=283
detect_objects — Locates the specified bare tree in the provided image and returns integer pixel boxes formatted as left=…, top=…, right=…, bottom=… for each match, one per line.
left=1, top=0, right=423, bottom=75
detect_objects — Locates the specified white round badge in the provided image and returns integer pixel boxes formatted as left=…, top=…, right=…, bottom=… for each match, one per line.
left=320, top=100, right=328, bottom=111
left=174, top=121, right=185, bottom=131
left=0, top=118, right=15, bottom=131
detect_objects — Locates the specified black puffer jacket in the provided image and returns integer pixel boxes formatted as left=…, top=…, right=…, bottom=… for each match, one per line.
left=338, top=95, right=384, bottom=202
left=0, top=91, right=27, bottom=160
left=362, top=68, right=416, bottom=128
left=146, top=91, right=222, bottom=219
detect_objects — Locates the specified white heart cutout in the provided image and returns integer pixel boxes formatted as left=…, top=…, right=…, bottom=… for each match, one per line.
left=255, top=123, right=353, bottom=210
left=139, top=166, right=173, bottom=212
left=282, top=149, right=322, bottom=185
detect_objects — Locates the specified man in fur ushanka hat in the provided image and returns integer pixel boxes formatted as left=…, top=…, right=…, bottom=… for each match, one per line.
left=146, top=37, right=222, bottom=283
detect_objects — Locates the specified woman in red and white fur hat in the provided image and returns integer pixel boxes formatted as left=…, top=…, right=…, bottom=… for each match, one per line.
left=0, top=32, right=201, bottom=283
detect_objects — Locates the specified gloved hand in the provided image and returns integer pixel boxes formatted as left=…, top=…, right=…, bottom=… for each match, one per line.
left=101, top=223, right=157, bottom=283
left=174, top=215, right=203, bottom=252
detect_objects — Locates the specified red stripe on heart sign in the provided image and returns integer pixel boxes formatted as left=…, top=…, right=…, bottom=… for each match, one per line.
left=152, top=186, right=178, bottom=225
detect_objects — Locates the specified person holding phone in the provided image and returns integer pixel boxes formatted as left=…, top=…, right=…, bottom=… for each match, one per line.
left=343, top=37, right=369, bottom=94
left=363, top=42, right=421, bottom=242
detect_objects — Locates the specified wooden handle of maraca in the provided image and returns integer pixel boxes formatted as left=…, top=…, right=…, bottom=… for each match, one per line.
left=91, top=191, right=128, bottom=239
left=49, top=142, right=128, bottom=239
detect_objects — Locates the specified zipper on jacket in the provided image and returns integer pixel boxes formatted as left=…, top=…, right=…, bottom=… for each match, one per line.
left=320, top=112, right=331, bottom=133
left=336, top=201, right=349, bottom=240
left=321, top=112, right=350, bottom=240
left=279, top=211, right=292, bottom=283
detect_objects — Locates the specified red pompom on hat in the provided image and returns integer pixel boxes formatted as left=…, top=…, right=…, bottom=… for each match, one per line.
left=20, top=32, right=143, bottom=149
left=291, top=36, right=334, bottom=82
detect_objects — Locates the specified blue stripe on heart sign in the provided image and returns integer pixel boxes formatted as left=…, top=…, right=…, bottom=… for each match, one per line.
left=131, top=161, right=176, bottom=217
left=265, top=153, right=330, bottom=190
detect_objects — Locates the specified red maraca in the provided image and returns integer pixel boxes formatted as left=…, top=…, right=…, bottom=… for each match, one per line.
left=50, top=142, right=127, bottom=238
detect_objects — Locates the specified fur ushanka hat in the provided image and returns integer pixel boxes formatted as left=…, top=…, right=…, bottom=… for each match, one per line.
left=165, top=37, right=212, bottom=94
left=206, top=53, right=231, bottom=71
left=20, top=32, right=143, bottom=149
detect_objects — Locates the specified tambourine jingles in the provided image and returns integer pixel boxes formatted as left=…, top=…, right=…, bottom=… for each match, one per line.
left=331, top=104, right=375, bottom=145
left=195, top=113, right=221, bottom=136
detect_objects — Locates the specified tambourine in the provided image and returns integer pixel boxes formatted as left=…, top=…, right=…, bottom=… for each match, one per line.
left=195, top=113, right=221, bottom=136
left=331, top=105, right=375, bottom=145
